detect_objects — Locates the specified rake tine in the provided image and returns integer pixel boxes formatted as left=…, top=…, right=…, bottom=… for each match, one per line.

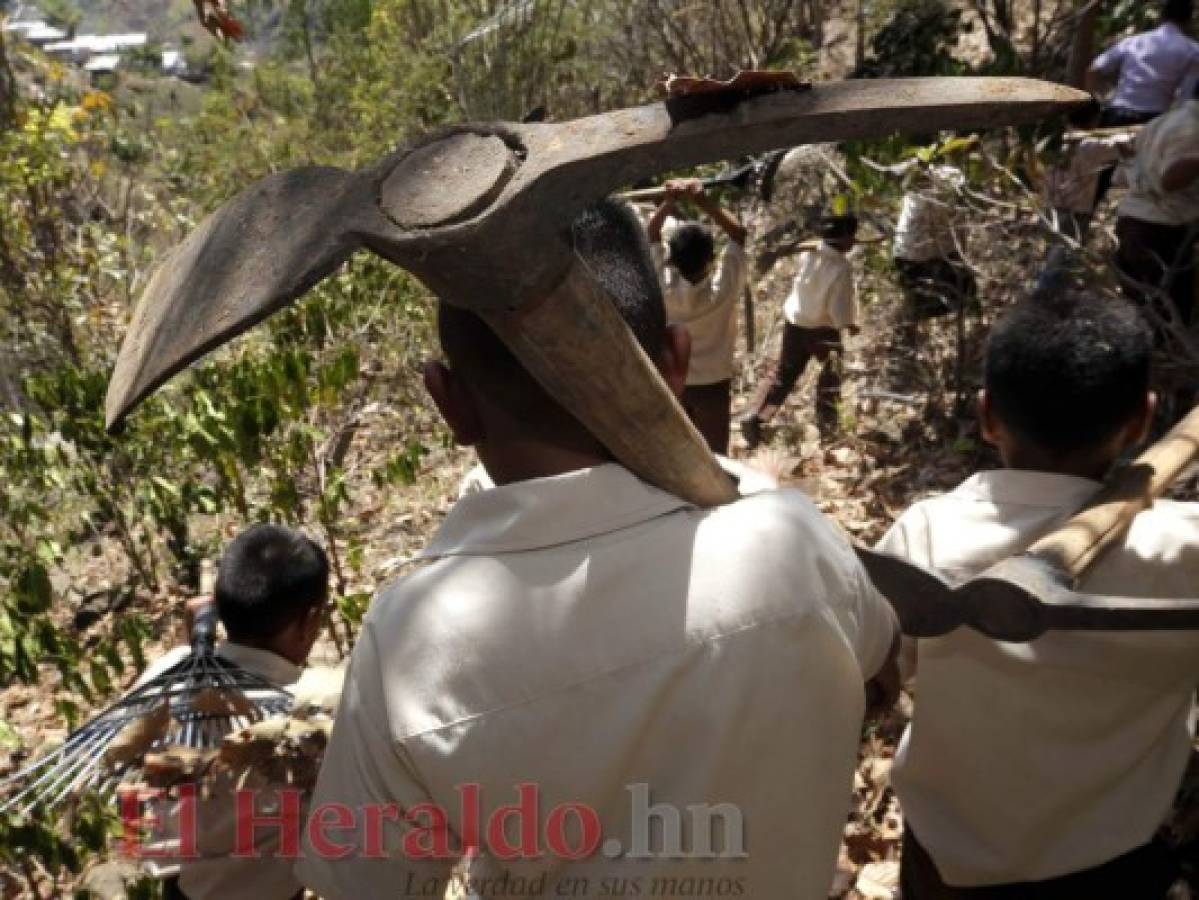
left=6, top=724, right=119, bottom=814
left=39, top=723, right=126, bottom=806
left=49, top=744, right=112, bottom=809
left=0, top=742, right=70, bottom=789
left=2, top=629, right=295, bottom=812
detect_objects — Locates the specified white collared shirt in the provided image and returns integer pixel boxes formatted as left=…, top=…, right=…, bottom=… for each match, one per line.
left=877, top=470, right=1199, bottom=886
left=1119, top=100, right=1199, bottom=225
left=653, top=242, right=747, bottom=385
left=1093, top=22, right=1199, bottom=115
left=783, top=241, right=857, bottom=329
left=297, top=464, right=897, bottom=900
left=137, top=640, right=303, bottom=690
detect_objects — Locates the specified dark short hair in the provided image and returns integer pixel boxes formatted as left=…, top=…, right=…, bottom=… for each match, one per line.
left=819, top=214, right=859, bottom=240
left=1164, top=0, right=1193, bottom=23
left=215, top=524, right=329, bottom=642
left=667, top=221, right=716, bottom=283
left=985, top=291, right=1151, bottom=454
left=438, top=199, right=666, bottom=428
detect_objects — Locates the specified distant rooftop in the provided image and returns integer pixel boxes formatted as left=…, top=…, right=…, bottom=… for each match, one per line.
left=45, top=33, right=148, bottom=55
left=3, top=19, right=66, bottom=41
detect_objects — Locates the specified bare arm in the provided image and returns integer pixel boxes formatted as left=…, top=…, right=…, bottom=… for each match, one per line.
left=1087, top=40, right=1123, bottom=99
left=694, top=192, right=748, bottom=246
left=1084, top=66, right=1108, bottom=98
left=646, top=196, right=676, bottom=245
left=662, top=177, right=748, bottom=246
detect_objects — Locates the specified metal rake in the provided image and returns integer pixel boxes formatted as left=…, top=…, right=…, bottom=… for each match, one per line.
left=0, top=606, right=292, bottom=814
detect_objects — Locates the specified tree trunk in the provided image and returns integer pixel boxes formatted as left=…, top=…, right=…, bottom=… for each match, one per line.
left=0, top=28, right=16, bottom=132
left=856, top=0, right=866, bottom=70
left=1066, top=0, right=1098, bottom=89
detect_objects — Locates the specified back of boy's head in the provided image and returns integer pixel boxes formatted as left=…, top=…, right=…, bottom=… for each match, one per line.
left=438, top=199, right=667, bottom=430
left=215, top=524, right=329, bottom=643
left=985, top=291, right=1151, bottom=455
left=667, top=221, right=716, bottom=283
left=1165, top=0, right=1194, bottom=24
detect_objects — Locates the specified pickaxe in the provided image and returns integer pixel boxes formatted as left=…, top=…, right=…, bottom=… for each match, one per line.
left=857, top=405, right=1199, bottom=642
left=105, top=75, right=1088, bottom=514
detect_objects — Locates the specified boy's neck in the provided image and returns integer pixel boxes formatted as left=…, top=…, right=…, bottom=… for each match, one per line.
left=477, top=435, right=611, bottom=487
left=1000, top=446, right=1115, bottom=482
left=228, top=634, right=307, bottom=667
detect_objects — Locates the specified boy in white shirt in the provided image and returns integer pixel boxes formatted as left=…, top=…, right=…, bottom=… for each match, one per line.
left=739, top=214, right=859, bottom=448
left=297, top=200, right=899, bottom=900
left=646, top=178, right=748, bottom=454
left=878, top=290, right=1199, bottom=898
left=137, top=524, right=331, bottom=900
left=1044, top=107, right=1136, bottom=243
left=892, top=163, right=975, bottom=331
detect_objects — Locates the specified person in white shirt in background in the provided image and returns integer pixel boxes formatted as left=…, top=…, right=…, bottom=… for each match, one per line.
left=1116, top=85, right=1199, bottom=332
left=646, top=177, right=748, bottom=454
left=877, top=290, right=1198, bottom=899
left=135, top=524, right=332, bottom=900
left=297, top=199, right=900, bottom=900
left=1115, top=87, right=1199, bottom=427
left=892, top=161, right=976, bottom=346
left=1044, top=105, right=1136, bottom=243
left=1088, top=0, right=1199, bottom=129
left=739, top=213, right=859, bottom=449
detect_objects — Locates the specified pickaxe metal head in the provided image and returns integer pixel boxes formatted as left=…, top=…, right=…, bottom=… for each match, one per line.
left=856, top=547, right=1199, bottom=642
left=857, top=406, right=1199, bottom=641
left=106, top=76, right=1089, bottom=506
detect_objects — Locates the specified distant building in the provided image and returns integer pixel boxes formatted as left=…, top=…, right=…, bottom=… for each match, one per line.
left=3, top=19, right=68, bottom=45
left=44, top=32, right=147, bottom=63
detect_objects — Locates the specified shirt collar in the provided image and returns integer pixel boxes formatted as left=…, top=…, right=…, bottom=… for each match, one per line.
left=951, top=469, right=1101, bottom=508
left=419, top=463, right=696, bottom=559
left=215, top=641, right=302, bottom=686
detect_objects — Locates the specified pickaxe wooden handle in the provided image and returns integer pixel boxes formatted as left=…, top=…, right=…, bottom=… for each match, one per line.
left=1031, top=405, right=1199, bottom=579
left=105, top=77, right=1089, bottom=506
left=859, top=405, right=1199, bottom=640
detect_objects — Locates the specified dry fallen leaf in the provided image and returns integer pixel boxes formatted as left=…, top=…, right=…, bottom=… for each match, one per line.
left=104, top=701, right=169, bottom=768
left=190, top=686, right=256, bottom=717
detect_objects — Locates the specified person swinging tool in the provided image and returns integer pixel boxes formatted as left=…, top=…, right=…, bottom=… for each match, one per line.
left=646, top=177, right=749, bottom=454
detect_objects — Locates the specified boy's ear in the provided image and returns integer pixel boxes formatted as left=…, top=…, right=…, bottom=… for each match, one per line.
left=654, top=324, right=691, bottom=399
left=423, top=360, right=485, bottom=446
left=1125, top=390, right=1157, bottom=448
left=977, top=389, right=1000, bottom=446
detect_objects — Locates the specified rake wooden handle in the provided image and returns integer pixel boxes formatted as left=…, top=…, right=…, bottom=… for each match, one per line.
left=1029, top=405, right=1199, bottom=579
left=484, top=259, right=738, bottom=507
